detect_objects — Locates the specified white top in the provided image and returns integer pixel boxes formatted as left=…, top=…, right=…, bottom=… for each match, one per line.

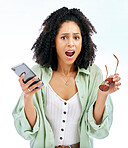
left=45, top=84, right=82, bottom=146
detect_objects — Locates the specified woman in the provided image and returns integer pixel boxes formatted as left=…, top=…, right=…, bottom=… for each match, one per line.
left=12, top=7, right=121, bottom=148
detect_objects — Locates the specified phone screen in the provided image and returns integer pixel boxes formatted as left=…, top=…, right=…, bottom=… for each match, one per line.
left=11, top=63, right=44, bottom=88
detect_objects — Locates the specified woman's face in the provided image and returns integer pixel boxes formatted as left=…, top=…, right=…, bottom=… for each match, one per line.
left=55, top=21, right=82, bottom=66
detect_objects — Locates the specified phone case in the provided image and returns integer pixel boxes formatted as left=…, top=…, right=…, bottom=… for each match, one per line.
left=11, top=63, right=44, bottom=88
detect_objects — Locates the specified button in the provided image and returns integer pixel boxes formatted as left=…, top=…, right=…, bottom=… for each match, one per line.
left=63, top=111, right=66, bottom=114
left=61, top=128, right=64, bottom=131
left=62, top=120, right=65, bottom=123
left=60, top=137, right=63, bottom=140
left=64, top=102, right=67, bottom=105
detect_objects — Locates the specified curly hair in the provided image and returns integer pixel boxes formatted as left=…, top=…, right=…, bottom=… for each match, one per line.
left=31, top=7, right=97, bottom=70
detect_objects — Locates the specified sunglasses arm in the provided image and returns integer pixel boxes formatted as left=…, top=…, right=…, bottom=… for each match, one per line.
left=114, top=62, right=119, bottom=74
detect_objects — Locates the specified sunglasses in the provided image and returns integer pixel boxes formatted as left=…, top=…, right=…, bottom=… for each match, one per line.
left=99, top=54, right=119, bottom=91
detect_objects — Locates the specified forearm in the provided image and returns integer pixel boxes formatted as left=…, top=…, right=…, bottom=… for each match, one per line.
left=24, top=97, right=37, bottom=128
left=18, top=73, right=43, bottom=128
left=93, top=89, right=108, bottom=124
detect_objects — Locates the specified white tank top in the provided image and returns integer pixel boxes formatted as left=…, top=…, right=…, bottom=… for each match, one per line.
left=45, top=84, right=82, bottom=146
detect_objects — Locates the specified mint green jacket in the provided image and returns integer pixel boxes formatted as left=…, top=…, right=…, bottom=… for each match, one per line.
left=12, top=64, right=113, bottom=148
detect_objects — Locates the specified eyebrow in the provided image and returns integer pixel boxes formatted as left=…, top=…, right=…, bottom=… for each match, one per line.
left=60, top=33, right=80, bottom=35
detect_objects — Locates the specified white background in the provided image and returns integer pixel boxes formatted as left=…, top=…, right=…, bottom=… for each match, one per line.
left=0, top=0, right=128, bottom=147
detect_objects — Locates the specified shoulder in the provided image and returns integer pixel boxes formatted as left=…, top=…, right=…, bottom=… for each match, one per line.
left=31, top=64, right=42, bottom=72
left=78, top=64, right=102, bottom=76
left=83, top=64, right=103, bottom=81
left=88, top=64, right=102, bottom=75
left=88, top=64, right=103, bottom=82
left=31, top=64, right=42, bottom=75
left=31, top=64, right=52, bottom=76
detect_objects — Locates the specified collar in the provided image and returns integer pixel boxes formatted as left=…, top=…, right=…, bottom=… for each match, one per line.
left=78, top=66, right=90, bottom=75
left=41, top=66, right=90, bottom=85
left=47, top=66, right=90, bottom=75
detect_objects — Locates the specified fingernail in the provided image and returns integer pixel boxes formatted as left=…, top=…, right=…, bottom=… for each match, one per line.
left=113, top=75, right=116, bottom=78
left=22, top=72, right=26, bottom=76
left=115, top=82, right=117, bottom=85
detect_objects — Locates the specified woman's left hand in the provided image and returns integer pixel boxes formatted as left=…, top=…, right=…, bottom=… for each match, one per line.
left=99, top=73, right=121, bottom=95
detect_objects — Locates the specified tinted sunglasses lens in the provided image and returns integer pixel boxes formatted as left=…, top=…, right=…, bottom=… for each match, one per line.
left=99, top=84, right=109, bottom=91
left=105, top=77, right=114, bottom=85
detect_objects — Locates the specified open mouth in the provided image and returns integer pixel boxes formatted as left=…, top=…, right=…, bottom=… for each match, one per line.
left=65, top=51, right=75, bottom=57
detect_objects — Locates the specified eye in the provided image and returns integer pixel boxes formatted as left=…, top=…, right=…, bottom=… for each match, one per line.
left=74, top=36, right=80, bottom=40
left=61, top=36, right=67, bottom=40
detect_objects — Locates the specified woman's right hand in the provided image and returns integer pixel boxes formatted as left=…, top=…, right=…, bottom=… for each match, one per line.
left=18, top=73, right=43, bottom=100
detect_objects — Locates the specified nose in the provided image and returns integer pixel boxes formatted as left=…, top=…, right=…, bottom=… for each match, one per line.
left=67, top=37, right=74, bottom=48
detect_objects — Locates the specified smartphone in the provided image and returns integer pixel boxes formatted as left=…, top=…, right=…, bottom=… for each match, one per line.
left=11, top=63, right=44, bottom=88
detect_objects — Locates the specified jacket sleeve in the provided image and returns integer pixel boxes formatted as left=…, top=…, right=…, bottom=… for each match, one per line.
left=86, top=66, right=113, bottom=139
left=12, top=93, right=40, bottom=140
left=87, top=95, right=113, bottom=139
left=12, top=65, right=44, bottom=140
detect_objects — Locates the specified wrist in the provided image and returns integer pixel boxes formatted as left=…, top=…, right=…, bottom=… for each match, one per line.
left=24, top=93, right=33, bottom=99
left=24, top=95, right=33, bottom=104
left=98, top=89, right=108, bottom=98
left=96, top=89, right=108, bottom=105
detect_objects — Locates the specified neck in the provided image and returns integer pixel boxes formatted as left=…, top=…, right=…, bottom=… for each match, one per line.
left=57, top=63, right=75, bottom=76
